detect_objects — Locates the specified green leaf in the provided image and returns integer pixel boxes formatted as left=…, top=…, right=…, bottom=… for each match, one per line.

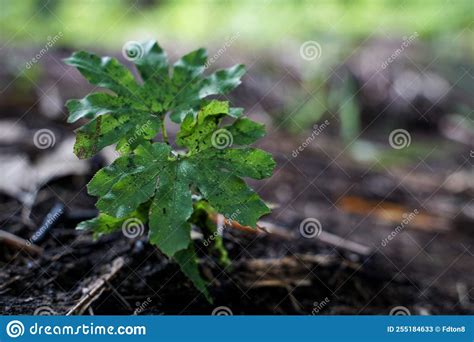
left=148, top=161, right=193, bottom=256
left=64, top=51, right=140, bottom=97
left=80, top=99, right=273, bottom=298
left=65, top=41, right=246, bottom=158
left=77, top=203, right=149, bottom=239
left=77, top=213, right=124, bottom=237
left=229, top=107, right=244, bottom=118
left=226, top=118, right=266, bottom=145
left=64, top=50, right=161, bottom=158
left=175, top=100, right=275, bottom=226
left=89, top=143, right=171, bottom=218
left=68, top=41, right=272, bottom=302
left=96, top=166, right=158, bottom=218
left=199, top=64, right=246, bottom=98
left=88, top=154, right=138, bottom=197
left=66, top=93, right=138, bottom=123
left=88, top=98, right=274, bottom=249
left=134, top=40, right=169, bottom=82
left=176, top=100, right=230, bottom=152
left=73, top=113, right=159, bottom=159
left=192, top=164, right=270, bottom=226
left=172, top=48, right=207, bottom=82
left=211, top=148, right=275, bottom=180
left=174, top=245, right=211, bottom=302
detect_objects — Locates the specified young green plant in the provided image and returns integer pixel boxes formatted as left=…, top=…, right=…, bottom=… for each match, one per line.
left=65, top=41, right=275, bottom=301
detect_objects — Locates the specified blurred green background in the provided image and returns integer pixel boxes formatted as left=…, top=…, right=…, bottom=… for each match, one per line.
left=1, top=0, right=472, bottom=50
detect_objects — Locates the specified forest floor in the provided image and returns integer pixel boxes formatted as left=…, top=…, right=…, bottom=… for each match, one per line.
left=0, top=46, right=473, bottom=315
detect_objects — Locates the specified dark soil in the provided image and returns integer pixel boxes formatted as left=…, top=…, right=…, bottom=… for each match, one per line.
left=1, top=136, right=472, bottom=315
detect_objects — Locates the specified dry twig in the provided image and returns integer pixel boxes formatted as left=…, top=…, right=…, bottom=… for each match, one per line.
left=66, top=257, right=125, bottom=315
left=0, top=230, right=42, bottom=255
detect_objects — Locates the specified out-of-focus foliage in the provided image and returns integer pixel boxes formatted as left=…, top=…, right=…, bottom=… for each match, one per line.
left=1, top=0, right=472, bottom=49
left=1, top=0, right=471, bottom=169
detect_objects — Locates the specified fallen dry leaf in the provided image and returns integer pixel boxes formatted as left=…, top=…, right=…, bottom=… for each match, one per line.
left=0, top=137, right=89, bottom=203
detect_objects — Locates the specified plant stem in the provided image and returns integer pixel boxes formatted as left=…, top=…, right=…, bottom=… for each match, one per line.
left=161, top=119, right=169, bottom=144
